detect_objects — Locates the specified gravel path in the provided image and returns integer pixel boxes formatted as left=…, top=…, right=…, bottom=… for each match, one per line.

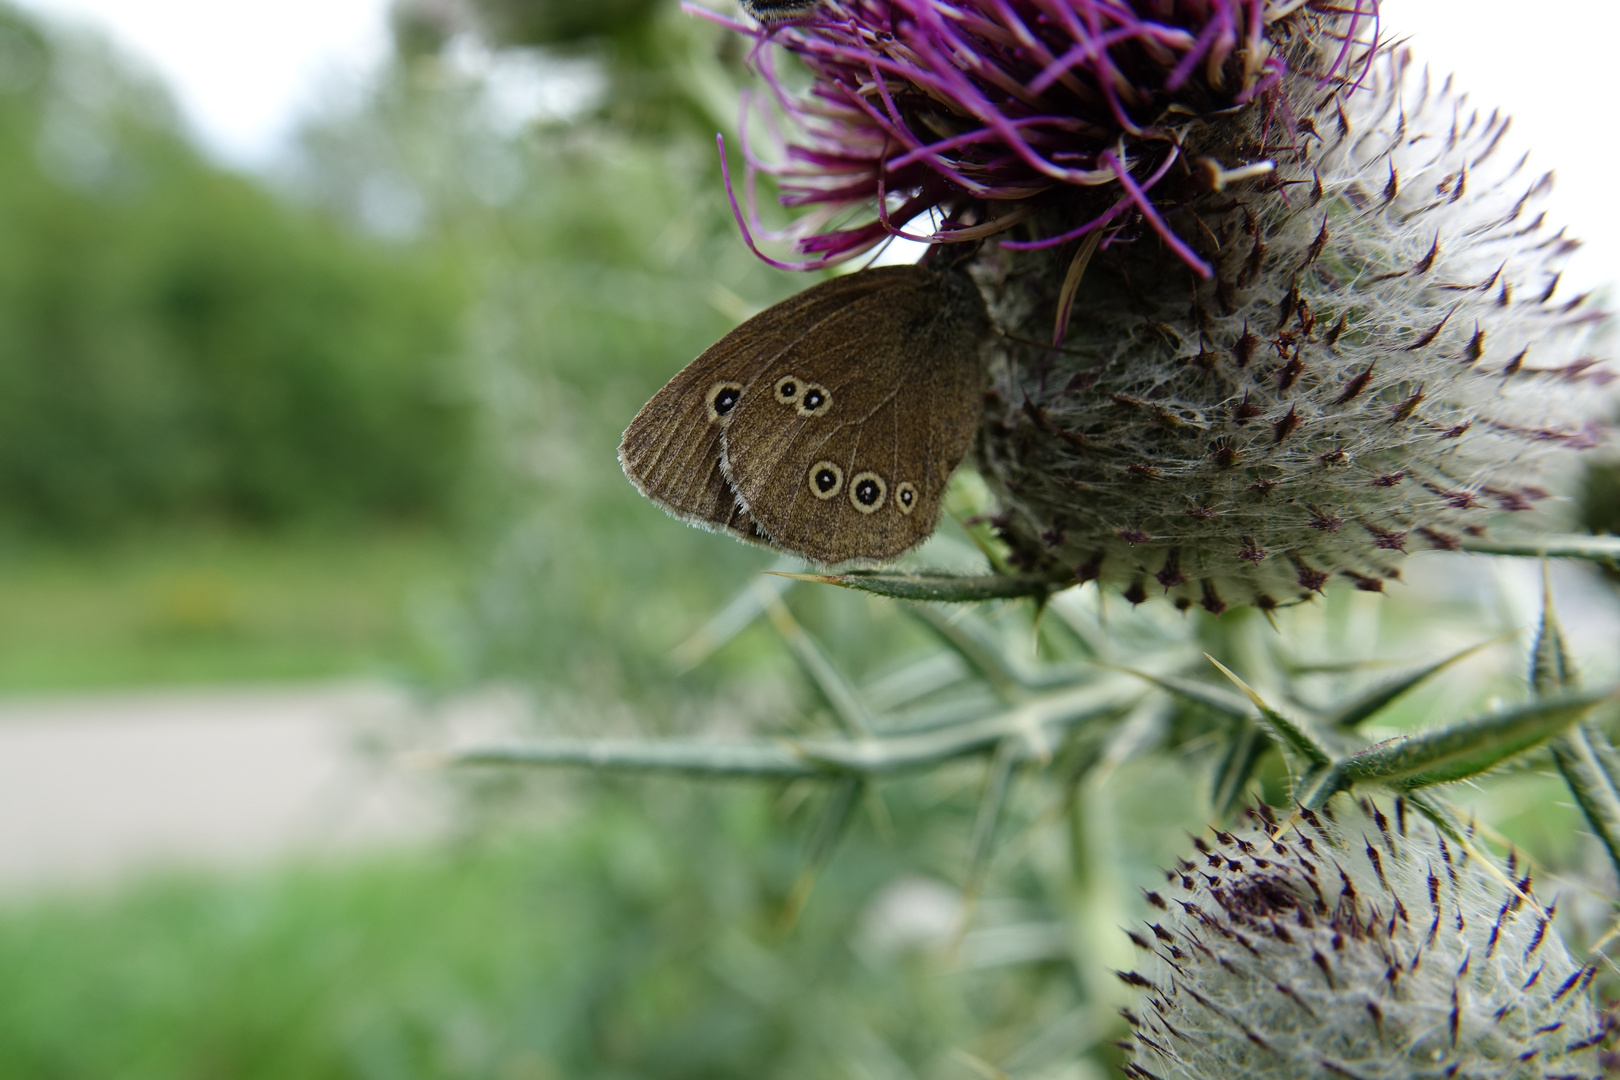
left=0, top=681, right=495, bottom=891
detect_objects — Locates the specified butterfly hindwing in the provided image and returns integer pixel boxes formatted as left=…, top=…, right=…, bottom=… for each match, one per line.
left=617, top=269, right=911, bottom=544
left=720, top=266, right=990, bottom=564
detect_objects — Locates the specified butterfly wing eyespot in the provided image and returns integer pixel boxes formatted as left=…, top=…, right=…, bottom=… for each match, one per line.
left=621, top=267, right=923, bottom=552
left=894, top=482, right=918, bottom=515
left=849, top=472, right=886, bottom=513
left=703, top=264, right=991, bottom=563
left=707, top=381, right=743, bottom=421
left=773, top=376, right=801, bottom=405
left=795, top=384, right=832, bottom=417
left=808, top=460, right=844, bottom=500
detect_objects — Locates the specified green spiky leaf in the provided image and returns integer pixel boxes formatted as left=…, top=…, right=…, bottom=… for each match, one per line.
left=1551, top=728, right=1620, bottom=876
left=769, top=569, right=1065, bottom=602
left=1531, top=578, right=1573, bottom=697
left=966, top=740, right=1020, bottom=890
left=781, top=776, right=862, bottom=928
left=1537, top=570, right=1620, bottom=879
left=1294, top=764, right=1347, bottom=811
left=1205, top=656, right=1332, bottom=769
left=765, top=600, right=875, bottom=735
left=451, top=679, right=1140, bottom=779
left=1338, top=690, right=1610, bottom=790
left=448, top=739, right=821, bottom=778
left=1326, top=635, right=1511, bottom=730
left=1461, top=533, right=1620, bottom=564
left=1209, top=724, right=1267, bottom=820
left=1108, top=664, right=1253, bottom=720
left=908, top=604, right=1026, bottom=699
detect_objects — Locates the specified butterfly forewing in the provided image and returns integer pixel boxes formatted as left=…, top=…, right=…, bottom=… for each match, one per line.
left=720, top=266, right=990, bottom=564
left=617, top=272, right=904, bottom=543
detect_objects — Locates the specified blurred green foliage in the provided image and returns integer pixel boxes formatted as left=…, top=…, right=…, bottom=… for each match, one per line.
left=1581, top=456, right=1620, bottom=537
left=0, top=527, right=457, bottom=691
left=0, top=783, right=1127, bottom=1080
left=0, top=4, right=1615, bottom=1079
left=464, top=0, right=665, bottom=48
left=0, top=5, right=470, bottom=536
left=288, top=5, right=840, bottom=702
left=390, top=0, right=732, bottom=133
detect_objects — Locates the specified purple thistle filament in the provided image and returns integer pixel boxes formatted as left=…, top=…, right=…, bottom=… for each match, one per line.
left=696, top=0, right=1375, bottom=269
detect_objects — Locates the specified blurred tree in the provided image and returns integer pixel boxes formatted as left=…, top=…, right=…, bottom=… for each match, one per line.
left=389, top=0, right=739, bottom=134
left=0, top=3, right=471, bottom=536
left=462, top=0, right=665, bottom=47
left=290, top=0, right=821, bottom=697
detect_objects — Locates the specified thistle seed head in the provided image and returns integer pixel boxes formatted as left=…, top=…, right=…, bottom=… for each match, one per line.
left=1121, top=800, right=1608, bottom=1080
left=974, top=27, right=1608, bottom=608
left=720, top=2, right=1609, bottom=606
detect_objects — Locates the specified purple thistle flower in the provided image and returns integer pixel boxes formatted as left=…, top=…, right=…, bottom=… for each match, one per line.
left=695, top=0, right=1376, bottom=272
left=700, top=0, right=1609, bottom=607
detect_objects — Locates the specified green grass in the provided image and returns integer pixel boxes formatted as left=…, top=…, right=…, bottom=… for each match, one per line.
left=0, top=528, right=461, bottom=692
left=0, top=823, right=617, bottom=1080
left=0, top=789, right=1047, bottom=1080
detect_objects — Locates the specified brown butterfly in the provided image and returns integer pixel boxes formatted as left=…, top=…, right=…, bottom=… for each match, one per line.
left=619, top=263, right=991, bottom=565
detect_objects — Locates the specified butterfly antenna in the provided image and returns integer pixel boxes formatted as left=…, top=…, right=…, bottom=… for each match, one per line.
left=994, top=325, right=1097, bottom=359
left=858, top=233, right=899, bottom=272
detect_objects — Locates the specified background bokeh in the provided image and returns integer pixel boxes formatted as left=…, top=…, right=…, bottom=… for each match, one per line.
left=0, top=2, right=1616, bottom=1078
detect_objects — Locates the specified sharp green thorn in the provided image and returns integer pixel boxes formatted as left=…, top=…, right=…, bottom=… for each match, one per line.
left=1205, top=654, right=1332, bottom=768
left=1530, top=563, right=1574, bottom=697
left=1102, top=661, right=1253, bottom=719
left=1211, top=725, right=1268, bottom=820
left=764, top=596, right=876, bottom=737
left=1536, top=568, right=1620, bottom=878
left=966, top=739, right=1020, bottom=888
left=1327, top=631, right=1519, bottom=730
left=673, top=565, right=796, bottom=671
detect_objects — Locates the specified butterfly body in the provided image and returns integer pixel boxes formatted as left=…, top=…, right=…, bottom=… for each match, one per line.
left=737, top=0, right=824, bottom=24
left=619, top=264, right=991, bottom=565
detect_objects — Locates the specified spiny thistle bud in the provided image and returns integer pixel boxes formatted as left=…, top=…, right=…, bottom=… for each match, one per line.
left=713, top=1, right=1608, bottom=608
left=1120, top=800, right=1608, bottom=1079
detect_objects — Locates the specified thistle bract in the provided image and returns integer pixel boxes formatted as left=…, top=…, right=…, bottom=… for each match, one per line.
left=1122, top=800, right=1607, bottom=1079
left=719, top=1, right=1608, bottom=607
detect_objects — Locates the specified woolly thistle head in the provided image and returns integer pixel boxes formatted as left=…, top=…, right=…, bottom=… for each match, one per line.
left=713, top=1, right=1610, bottom=609
left=1121, top=799, right=1609, bottom=1079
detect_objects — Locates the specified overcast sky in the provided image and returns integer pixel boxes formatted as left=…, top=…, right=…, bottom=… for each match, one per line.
left=10, top=0, right=1619, bottom=292
left=15, top=0, right=393, bottom=167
